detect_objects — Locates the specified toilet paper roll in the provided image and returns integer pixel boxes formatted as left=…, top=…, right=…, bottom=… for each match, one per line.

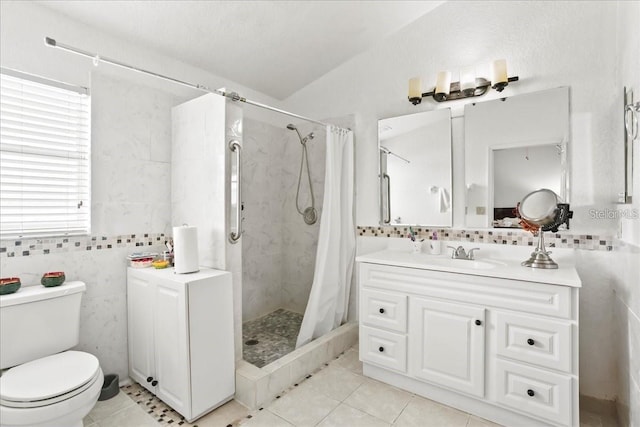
left=173, top=225, right=199, bottom=274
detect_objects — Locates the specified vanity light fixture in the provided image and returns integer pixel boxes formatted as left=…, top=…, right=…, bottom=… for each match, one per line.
left=408, top=59, right=519, bottom=105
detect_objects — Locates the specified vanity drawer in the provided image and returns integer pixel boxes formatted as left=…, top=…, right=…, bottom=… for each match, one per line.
left=495, top=359, right=572, bottom=427
left=496, top=311, right=572, bottom=373
left=360, top=263, right=573, bottom=319
left=360, top=325, right=407, bottom=373
left=360, top=288, right=407, bottom=333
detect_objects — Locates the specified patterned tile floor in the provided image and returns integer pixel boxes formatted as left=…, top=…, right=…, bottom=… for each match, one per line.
left=242, top=308, right=304, bottom=368
left=84, top=345, right=619, bottom=427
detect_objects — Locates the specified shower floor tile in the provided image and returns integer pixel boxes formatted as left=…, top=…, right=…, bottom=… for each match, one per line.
left=243, top=308, right=303, bottom=368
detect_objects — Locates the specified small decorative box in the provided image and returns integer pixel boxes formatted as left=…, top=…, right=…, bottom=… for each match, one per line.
left=0, top=277, right=21, bottom=295
left=41, top=272, right=66, bottom=287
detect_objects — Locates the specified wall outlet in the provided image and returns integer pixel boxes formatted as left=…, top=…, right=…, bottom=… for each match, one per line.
left=476, top=206, right=486, bottom=215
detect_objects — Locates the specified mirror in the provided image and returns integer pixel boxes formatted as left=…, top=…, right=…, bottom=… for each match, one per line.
left=491, top=142, right=565, bottom=228
left=520, top=188, right=559, bottom=224
left=464, top=87, right=570, bottom=228
left=518, top=188, right=573, bottom=269
left=378, top=109, right=452, bottom=226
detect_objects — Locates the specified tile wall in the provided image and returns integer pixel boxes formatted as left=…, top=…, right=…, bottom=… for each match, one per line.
left=241, top=119, right=326, bottom=321
left=241, top=119, right=288, bottom=321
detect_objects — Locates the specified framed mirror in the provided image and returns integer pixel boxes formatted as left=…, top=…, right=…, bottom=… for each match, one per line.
left=378, top=109, right=452, bottom=226
left=464, top=87, right=570, bottom=228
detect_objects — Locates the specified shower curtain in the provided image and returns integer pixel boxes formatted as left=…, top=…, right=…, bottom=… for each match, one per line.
left=296, top=126, right=355, bottom=348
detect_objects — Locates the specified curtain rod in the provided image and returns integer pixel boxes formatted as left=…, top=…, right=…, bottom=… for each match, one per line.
left=44, top=37, right=335, bottom=128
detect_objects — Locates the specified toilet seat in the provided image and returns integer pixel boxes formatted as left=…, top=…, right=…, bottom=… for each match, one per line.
left=0, top=351, right=100, bottom=409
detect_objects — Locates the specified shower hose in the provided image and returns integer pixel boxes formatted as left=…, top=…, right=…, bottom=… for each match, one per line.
left=296, top=139, right=317, bottom=225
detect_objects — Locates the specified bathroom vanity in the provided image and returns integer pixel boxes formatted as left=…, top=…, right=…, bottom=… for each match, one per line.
left=357, top=249, right=581, bottom=427
left=127, top=267, right=234, bottom=422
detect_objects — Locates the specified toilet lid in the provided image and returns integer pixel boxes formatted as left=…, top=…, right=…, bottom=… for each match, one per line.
left=0, top=351, right=100, bottom=407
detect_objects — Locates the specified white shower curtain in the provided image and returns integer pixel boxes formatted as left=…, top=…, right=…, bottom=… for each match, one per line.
left=296, top=126, right=355, bottom=348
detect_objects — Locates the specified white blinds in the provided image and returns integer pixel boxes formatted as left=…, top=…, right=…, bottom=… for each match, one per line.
left=0, top=69, right=91, bottom=238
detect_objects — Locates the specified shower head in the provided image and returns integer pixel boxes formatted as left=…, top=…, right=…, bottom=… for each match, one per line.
left=287, top=124, right=314, bottom=145
left=303, top=132, right=315, bottom=143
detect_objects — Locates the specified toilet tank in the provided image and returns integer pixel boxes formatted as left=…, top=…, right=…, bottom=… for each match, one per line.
left=0, top=281, right=86, bottom=369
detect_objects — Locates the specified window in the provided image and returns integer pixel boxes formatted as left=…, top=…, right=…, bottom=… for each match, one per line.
left=0, top=68, right=91, bottom=238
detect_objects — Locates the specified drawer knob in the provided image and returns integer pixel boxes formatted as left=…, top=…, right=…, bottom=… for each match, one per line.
left=378, top=346, right=384, bottom=353
left=527, top=338, right=535, bottom=346
left=146, top=377, right=153, bottom=383
left=475, top=319, right=482, bottom=326
left=152, top=380, right=158, bottom=387
left=379, top=308, right=385, bottom=314
left=527, top=389, right=535, bottom=397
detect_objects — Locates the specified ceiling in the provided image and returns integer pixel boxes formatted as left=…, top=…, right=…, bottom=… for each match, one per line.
left=36, top=1, right=445, bottom=100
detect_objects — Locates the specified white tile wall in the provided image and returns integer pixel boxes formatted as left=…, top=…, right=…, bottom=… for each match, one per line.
left=242, top=119, right=288, bottom=321
left=240, top=119, right=327, bottom=320
left=91, top=72, right=175, bottom=236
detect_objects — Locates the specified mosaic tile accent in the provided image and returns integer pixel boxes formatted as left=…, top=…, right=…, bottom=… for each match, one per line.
left=122, top=346, right=358, bottom=427
left=0, top=233, right=168, bottom=258
left=243, top=308, right=303, bottom=368
left=357, top=226, right=615, bottom=251
left=123, top=382, right=243, bottom=427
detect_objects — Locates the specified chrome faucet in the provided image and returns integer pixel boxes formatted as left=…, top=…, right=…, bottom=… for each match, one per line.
left=447, top=245, right=480, bottom=260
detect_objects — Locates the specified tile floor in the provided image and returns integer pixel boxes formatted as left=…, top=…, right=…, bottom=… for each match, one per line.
left=84, top=345, right=618, bottom=427
left=242, top=309, right=304, bottom=368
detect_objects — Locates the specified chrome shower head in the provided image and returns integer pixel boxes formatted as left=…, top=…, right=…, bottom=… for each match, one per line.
left=303, top=132, right=315, bottom=143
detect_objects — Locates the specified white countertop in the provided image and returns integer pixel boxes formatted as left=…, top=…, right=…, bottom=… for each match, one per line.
left=356, top=249, right=582, bottom=287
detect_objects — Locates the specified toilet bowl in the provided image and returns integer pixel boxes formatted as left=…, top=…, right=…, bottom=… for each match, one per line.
left=0, top=282, right=102, bottom=427
left=0, top=351, right=102, bottom=427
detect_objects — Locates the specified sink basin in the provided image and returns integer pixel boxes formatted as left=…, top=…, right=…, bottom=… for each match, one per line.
left=421, top=257, right=504, bottom=270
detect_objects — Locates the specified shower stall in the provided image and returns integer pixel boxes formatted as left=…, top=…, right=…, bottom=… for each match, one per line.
left=240, top=120, right=325, bottom=368
left=171, top=94, right=357, bottom=409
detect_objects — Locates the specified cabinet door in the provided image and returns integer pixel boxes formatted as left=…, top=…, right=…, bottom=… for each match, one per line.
left=409, top=297, right=485, bottom=397
left=127, top=272, right=155, bottom=392
left=154, top=279, right=191, bottom=418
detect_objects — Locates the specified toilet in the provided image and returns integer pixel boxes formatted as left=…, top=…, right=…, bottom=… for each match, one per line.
left=0, top=281, right=103, bottom=427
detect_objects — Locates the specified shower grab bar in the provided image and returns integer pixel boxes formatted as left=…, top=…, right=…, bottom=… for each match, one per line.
left=229, top=140, right=243, bottom=243
left=626, top=101, right=639, bottom=141
left=383, top=173, right=391, bottom=224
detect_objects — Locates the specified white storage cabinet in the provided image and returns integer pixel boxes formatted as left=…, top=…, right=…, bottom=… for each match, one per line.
left=127, top=267, right=234, bottom=422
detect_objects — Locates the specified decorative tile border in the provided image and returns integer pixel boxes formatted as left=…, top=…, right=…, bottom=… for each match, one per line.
left=1, top=227, right=615, bottom=258
left=357, top=226, right=614, bottom=251
left=0, top=233, right=168, bottom=258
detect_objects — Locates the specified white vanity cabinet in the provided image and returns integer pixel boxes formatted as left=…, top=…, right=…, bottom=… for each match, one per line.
left=127, top=267, right=234, bottom=423
left=357, top=254, right=581, bottom=427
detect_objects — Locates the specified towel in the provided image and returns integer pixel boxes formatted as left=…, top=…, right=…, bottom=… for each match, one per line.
left=439, top=187, right=451, bottom=213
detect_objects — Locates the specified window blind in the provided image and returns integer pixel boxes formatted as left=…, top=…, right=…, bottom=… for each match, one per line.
left=0, top=69, right=91, bottom=238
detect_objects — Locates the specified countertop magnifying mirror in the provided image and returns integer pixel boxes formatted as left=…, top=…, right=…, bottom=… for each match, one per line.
left=464, top=87, right=570, bottom=229
left=378, top=108, right=452, bottom=227
left=518, top=188, right=573, bottom=269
